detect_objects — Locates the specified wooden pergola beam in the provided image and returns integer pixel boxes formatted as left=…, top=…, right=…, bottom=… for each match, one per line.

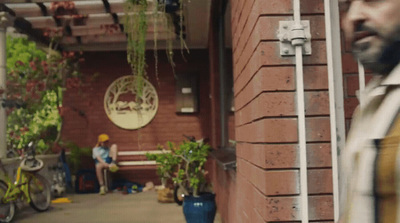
left=2, top=0, right=154, bottom=5
left=66, top=23, right=171, bottom=36
left=0, top=4, right=51, bottom=48
left=0, top=0, right=207, bottom=51
left=3, top=1, right=159, bottom=17
left=60, top=31, right=174, bottom=44
left=24, top=12, right=168, bottom=28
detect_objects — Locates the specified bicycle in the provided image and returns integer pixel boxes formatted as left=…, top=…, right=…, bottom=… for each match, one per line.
left=0, top=142, right=51, bottom=222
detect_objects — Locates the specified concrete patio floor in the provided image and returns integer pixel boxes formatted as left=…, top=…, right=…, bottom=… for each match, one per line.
left=12, top=190, right=221, bottom=223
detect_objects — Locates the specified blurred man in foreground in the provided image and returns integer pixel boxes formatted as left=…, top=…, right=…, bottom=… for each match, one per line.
left=340, top=0, right=400, bottom=223
left=340, top=0, right=400, bottom=222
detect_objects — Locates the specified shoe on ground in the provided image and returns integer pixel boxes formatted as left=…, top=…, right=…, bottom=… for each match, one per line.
left=109, top=163, right=119, bottom=172
left=99, top=186, right=106, bottom=195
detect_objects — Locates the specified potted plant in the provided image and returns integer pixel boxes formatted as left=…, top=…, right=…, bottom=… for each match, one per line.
left=65, top=142, right=93, bottom=175
left=146, top=143, right=180, bottom=203
left=173, top=139, right=216, bottom=223
left=146, top=142, right=180, bottom=187
left=147, top=138, right=216, bottom=223
left=63, top=142, right=101, bottom=194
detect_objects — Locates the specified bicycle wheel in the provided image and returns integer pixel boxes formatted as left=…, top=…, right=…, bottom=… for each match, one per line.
left=0, top=180, right=15, bottom=223
left=173, top=185, right=185, bottom=206
left=28, top=174, right=51, bottom=212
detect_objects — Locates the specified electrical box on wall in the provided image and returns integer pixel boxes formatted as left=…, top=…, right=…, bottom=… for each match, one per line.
left=175, top=73, right=198, bottom=113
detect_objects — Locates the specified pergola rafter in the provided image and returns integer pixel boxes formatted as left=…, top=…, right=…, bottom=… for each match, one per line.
left=0, top=0, right=210, bottom=51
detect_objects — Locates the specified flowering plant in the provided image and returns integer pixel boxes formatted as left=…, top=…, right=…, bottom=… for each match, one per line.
left=4, top=35, right=83, bottom=154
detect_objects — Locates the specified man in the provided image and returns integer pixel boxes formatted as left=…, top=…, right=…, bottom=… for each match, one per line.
left=340, top=0, right=400, bottom=222
left=93, top=134, right=119, bottom=195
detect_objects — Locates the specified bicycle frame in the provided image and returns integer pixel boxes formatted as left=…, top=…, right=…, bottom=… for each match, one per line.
left=2, top=166, right=37, bottom=204
left=0, top=143, right=50, bottom=223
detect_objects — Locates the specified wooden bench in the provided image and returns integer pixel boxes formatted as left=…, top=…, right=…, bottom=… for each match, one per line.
left=110, top=150, right=172, bottom=184
left=117, top=150, right=170, bottom=169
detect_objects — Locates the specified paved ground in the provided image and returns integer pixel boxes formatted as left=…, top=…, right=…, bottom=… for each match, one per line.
left=12, top=190, right=214, bottom=223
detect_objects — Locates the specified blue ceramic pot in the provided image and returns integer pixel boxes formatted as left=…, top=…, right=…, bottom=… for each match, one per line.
left=183, top=193, right=216, bottom=223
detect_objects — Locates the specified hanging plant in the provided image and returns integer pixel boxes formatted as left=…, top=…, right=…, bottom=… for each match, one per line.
left=124, top=0, right=149, bottom=98
left=123, top=0, right=187, bottom=97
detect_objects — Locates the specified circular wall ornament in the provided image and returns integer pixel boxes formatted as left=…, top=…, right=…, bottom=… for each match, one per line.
left=104, top=75, right=159, bottom=130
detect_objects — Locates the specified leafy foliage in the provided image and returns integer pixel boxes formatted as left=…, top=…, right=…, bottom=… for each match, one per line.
left=124, top=0, right=149, bottom=97
left=146, top=142, right=180, bottom=181
left=65, top=142, right=93, bottom=174
left=5, top=35, right=83, bottom=154
left=147, top=140, right=211, bottom=197
left=7, top=91, right=60, bottom=153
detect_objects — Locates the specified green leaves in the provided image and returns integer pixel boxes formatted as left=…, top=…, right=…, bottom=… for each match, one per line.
left=146, top=144, right=180, bottom=179
left=5, top=35, right=82, bottom=154
left=6, top=36, right=46, bottom=72
left=124, top=0, right=148, bottom=98
left=147, top=139, right=211, bottom=197
left=66, top=142, right=93, bottom=174
left=6, top=91, right=60, bottom=153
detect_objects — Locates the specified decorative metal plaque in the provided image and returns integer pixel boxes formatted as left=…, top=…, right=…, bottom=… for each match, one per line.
left=104, top=76, right=159, bottom=130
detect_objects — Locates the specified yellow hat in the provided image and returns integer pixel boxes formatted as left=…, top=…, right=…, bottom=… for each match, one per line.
left=98, top=134, right=110, bottom=143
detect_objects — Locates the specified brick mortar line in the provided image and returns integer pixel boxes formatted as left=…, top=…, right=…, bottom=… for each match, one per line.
left=235, top=114, right=331, bottom=128
left=234, top=40, right=328, bottom=91
left=234, top=89, right=329, bottom=112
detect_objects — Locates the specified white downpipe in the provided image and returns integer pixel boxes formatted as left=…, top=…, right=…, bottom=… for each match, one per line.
left=293, top=1, right=309, bottom=222
left=358, top=60, right=366, bottom=109
left=296, top=46, right=309, bottom=223
left=0, top=23, right=6, bottom=159
left=324, top=0, right=346, bottom=221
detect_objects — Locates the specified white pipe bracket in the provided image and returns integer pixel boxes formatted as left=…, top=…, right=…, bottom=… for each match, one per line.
left=278, top=20, right=312, bottom=56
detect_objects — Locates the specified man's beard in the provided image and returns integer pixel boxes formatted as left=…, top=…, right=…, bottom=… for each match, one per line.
left=353, top=25, right=400, bottom=75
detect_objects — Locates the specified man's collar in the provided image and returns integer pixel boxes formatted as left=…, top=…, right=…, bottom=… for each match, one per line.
left=381, top=63, right=400, bottom=86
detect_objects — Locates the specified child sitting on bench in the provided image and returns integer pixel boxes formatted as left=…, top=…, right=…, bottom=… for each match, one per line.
left=93, top=134, right=119, bottom=195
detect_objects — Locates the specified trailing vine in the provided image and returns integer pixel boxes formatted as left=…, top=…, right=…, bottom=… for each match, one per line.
left=165, top=13, right=176, bottom=77
left=179, top=0, right=189, bottom=59
left=153, top=0, right=160, bottom=85
left=122, top=0, right=188, bottom=149
left=123, top=0, right=188, bottom=96
left=124, top=0, right=149, bottom=98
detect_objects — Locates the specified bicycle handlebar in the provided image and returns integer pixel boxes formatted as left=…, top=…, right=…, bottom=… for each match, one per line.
left=23, top=141, right=37, bottom=159
left=183, top=134, right=196, bottom=142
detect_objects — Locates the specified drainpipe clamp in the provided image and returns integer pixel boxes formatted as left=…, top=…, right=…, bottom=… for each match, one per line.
left=278, top=20, right=312, bottom=56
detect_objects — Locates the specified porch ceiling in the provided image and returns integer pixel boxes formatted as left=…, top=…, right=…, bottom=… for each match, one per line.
left=0, top=0, right=215, bottom=51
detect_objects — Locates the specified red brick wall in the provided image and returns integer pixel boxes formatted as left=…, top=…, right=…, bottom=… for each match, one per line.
left=339, top=2, right=375, bottom=133
left=231, top=0, right=333, bottom=222
left=206, top=1, right=239, bottom=221
left=342, top=56, right=374, bottom=133
left=207, top=0, right=237, bottom=221
left=61, top=50, right=211, bottom=183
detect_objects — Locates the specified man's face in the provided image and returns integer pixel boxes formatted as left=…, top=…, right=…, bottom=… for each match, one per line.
left=342, top=0, right=400, bottom=73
